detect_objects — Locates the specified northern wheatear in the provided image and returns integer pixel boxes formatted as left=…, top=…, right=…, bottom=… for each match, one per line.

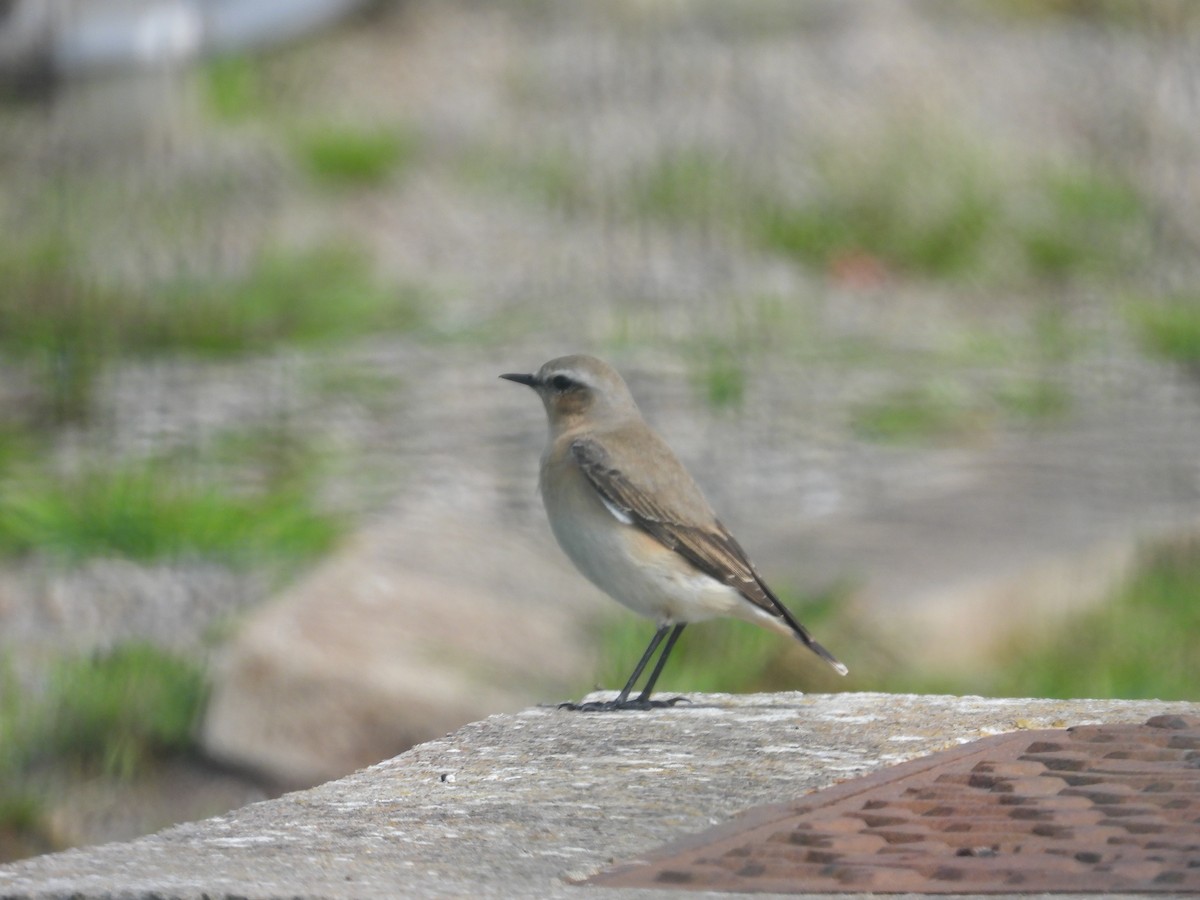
left=502, top=354, right=847, bottom=712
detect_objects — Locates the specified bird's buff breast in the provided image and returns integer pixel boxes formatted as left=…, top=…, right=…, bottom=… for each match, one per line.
left=539, top=455, right=737, bottom=624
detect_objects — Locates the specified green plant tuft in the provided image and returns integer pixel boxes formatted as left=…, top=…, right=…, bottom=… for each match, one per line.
left=994, top=378, right=1070, bottom=422
left=985, top=538, right=1200, bottom=700
left=851, top=383, right=989, bottom=445
left=202, top=55, right=270, bottom=122
left=0, top=237, right=119, bottom=424
left=0, top=237, right=425, bottom=426
left=0, top=462, right=341, bottom=564
left=0, top=643, right=208, bottom=858
left=296, top=125, right=418, bottom=186
left=755, top=149, right=996, bottom=280
left=691, top=347, right=748, bottom=410
left=1128, top=296, right=1200, bottom=367
left=630, top=149, right=744, bottom=223
left=41, top=644, right=206, bottom=779
left=0, top=238, right=424, bottom=360
left=627, top=136, right=1146, bottom=286
left=1017, top=167, right=1144, bottom=280
left=149, top=244, right=426, bottom=355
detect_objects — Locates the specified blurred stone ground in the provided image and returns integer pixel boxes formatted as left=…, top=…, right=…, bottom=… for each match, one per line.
left=1, top=0, right=1199, bottom=857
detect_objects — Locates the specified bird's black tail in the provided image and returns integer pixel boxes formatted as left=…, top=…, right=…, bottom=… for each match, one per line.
left=766, top=587, right=849, bottom=676
left=799, top=630, right=849, bottom=676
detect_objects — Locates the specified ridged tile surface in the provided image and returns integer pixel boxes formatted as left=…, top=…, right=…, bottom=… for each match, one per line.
left=589, top=716, right=1200, bottom=894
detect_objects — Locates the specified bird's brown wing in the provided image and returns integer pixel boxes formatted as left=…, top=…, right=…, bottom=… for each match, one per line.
left=570, top=435, right=778, bottom=614
left=570, top=434, right=847, bottom=674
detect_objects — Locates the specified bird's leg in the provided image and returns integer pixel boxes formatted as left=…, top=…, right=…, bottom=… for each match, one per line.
left=560, top=623, right=690, bottom=712
left=559, top=624, right=667, bottom=711
left=611, top=623, right=670, bottom=704
left=633, top=623, right=686, bottom=705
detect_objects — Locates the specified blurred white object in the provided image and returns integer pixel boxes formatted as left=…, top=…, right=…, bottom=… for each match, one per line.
left=0, top=0, right=375, bottom=86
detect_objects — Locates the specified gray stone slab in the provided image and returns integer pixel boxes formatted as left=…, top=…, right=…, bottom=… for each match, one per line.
left=2, top=692, right=1196, bottom=899
left=760, top=401, right=1200, bottom=670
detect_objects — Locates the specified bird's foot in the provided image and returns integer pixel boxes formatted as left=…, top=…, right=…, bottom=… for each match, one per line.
left=557, top=695, right=690, bottom=712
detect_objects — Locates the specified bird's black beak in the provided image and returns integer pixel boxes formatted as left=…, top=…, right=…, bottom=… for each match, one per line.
left=500, top=372, right=538, bottom=388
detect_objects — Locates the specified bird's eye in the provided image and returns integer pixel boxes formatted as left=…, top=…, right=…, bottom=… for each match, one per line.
left=550, top=374, right=574, bottom=391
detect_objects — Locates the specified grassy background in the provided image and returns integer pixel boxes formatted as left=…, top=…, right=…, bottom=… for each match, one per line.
left=592, top=535, right=1200, bottom=704
left=1, top=0, right=1199, bottom=863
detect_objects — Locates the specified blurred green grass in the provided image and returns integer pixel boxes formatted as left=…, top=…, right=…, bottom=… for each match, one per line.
left=851, top=376, right=1069, bottom=445
left=0, top=644, right=208, bottom=859
left=0, top=237, right=424, bottom=425
left=0, top=105, right=424, bottom=862
left=39, top=644, right=208, bottom=779
left=980, top=538, right=1200, bottom=700
left=0, top=239, right=422, bottom=359
left=202, top=56, right=273, bottom=122
left=627, top=134, right=1147, bottom=285
left=1129, top=295, right=1200, bottom=370
left=0, top=462, right=340, bottom=565
left=1, top=1, right=1195, bottom=863
left=296, top=125, right=420, bottom=186
left=969, top=0, right=1200, bottom=28
left=590, top=537, right=1200, bottom=703
left=590, top=585, right=849, bottom=697
left=851, top=381, right=990, bottom=444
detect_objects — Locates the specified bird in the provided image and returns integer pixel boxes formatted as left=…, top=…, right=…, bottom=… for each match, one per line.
left=501, top=354, right=847, bottom=711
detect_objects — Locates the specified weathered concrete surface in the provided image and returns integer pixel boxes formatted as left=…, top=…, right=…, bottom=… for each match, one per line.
left=2, top=692, right=1196, bottom=899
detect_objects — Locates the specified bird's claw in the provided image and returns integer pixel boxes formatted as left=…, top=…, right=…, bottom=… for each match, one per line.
left=558, top=695, right=690, bottom=712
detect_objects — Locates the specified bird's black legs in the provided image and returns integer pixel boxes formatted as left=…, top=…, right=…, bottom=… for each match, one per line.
left=560, top=623, right=689, bottom=712
left=613, top=623, right=672, bottom=703
left=634, top=623, right=685, bottom=704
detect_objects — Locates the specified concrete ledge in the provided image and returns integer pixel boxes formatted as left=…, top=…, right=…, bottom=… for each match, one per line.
left=2, top=692, right=1196, bottom=899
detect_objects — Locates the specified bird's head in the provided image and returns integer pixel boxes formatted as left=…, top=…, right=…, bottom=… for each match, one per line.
left=501, top=354, right=639, bottom=433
